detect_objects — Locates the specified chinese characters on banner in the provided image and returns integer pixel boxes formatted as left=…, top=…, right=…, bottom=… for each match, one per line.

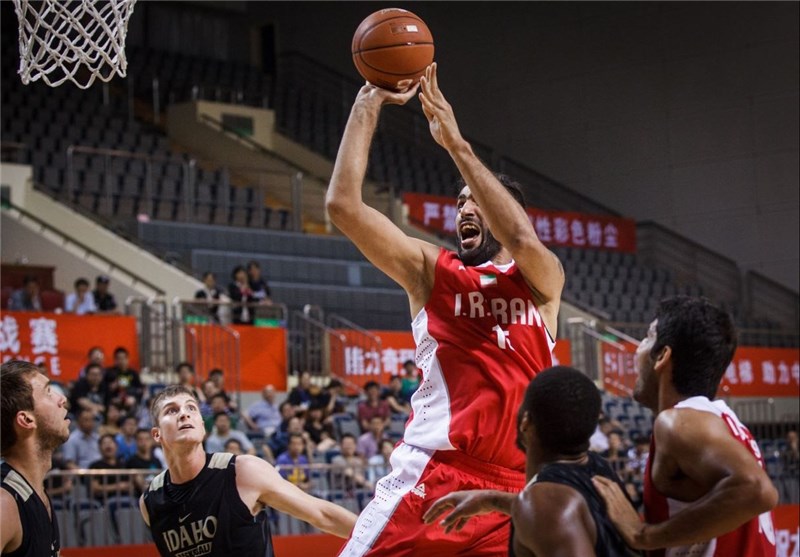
left=0, top=311, right=139, bottom=380
left=339, top=330, right=571, bottom=388
left=601, top=342, right=800, bottom=398
left=403, top=192, right=637, bottom=253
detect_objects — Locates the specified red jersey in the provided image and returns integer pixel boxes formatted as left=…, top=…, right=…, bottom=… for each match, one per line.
left=403, top=249, right=555, bottom=472
left=644, top=396, right=777, bottom=557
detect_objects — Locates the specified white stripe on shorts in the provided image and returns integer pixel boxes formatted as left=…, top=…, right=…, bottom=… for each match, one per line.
left=338, top=443, right=434, bottom=557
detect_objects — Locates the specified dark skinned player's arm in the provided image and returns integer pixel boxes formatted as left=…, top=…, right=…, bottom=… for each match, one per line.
left=514, top=482, right=596, bottom=557
left=594, top=408, right=778, bottom=550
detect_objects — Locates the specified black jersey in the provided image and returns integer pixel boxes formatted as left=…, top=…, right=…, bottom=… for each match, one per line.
left=143, top=453, right=273, bottom=557
left=510, top=452, right=640, bottom=557
left=0, top=461, right=60, bottom=557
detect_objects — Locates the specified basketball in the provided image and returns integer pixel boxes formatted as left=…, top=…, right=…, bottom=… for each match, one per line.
left=351, top=8, right=434, bottom=91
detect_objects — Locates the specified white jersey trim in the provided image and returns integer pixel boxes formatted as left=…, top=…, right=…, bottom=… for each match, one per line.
left=3, top=469, right=33, bottom=501
left=404, top=308, right=456, bottom=452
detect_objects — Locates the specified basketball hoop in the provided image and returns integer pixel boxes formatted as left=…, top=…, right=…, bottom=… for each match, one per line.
left=13, top=0, right=138, bottom=89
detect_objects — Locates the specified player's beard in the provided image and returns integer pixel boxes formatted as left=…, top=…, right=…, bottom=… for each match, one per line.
left=37, top=417, right=69, bottom=453
left=457, top=229, right=502, bottom=267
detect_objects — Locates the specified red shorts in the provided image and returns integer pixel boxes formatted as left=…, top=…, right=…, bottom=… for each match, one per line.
left=337, top=443, right=526, bottom=557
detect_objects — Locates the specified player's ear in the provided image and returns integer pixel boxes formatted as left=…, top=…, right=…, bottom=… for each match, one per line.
left=15, top=411, right=36, bottom=430
left=151, top=425, right=161, bottom=443
left=653, top=345, right=672, bottom=372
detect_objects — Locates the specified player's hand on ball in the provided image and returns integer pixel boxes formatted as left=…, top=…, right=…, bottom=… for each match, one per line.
left=357, top=80, right=419, bottom=109
left=419, top=63, right=462, bottom=151
left=423, top=490, right=498, bottom=534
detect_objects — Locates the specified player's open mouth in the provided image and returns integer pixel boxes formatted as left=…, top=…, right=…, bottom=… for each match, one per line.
left=459, top=222, right=481, bottom=249
left=179, top=424, right=194, bottom=430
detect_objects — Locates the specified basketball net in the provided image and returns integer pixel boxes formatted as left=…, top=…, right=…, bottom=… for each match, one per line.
left=13, top=0, right=138, bottom=89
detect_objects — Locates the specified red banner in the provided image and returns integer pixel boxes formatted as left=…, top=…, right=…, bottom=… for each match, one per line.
left=720, top=347, right=800, bottom=398
left=338, top=329, right=570, bottom=388
left=403, top=192, right=637, bottom=252
left=186, top=324, right=287, bottom=391
left=0, top=311, right=139, bottom=381
left=601, top=342, right=800, bottom=398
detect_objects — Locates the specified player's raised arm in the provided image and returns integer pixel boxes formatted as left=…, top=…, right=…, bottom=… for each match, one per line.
left=236, top=455, right=357, bottom=538
left=326, top=82, right=440, bottom=312
left=418, top=63, right=564, bottom=332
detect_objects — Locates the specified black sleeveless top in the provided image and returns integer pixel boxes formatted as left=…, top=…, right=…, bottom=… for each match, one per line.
left=510, top=452, right=640, bottom=557
left=143, top=453, right=273, bottom=557
left=0, top=461, right=60, bottom=557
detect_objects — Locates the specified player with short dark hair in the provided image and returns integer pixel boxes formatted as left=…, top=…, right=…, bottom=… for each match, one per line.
left=327, top=62, right=564, bottom=556
left=139, top=385, right=356, bottom=557
left=424, top=367, right=639, bottom=557
left=1, top=360, right=71, bottom=556
left=593, top=296, right=778, bottom=556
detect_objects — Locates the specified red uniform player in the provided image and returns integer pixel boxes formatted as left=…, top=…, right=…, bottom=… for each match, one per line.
left=327, top=63, right=565, bottom=556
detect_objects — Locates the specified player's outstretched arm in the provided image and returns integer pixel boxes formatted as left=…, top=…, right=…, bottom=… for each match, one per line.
left=418, top=63, right=564, bottom=332
left=236, top=455, right=357, bottom=538
left=326, top=82, right=439, bottom=310
left=423, top=489, right=515, bottom=533
left=594, top=409, right=778, bottom=550
left=515, top=483, right=596, bottom=557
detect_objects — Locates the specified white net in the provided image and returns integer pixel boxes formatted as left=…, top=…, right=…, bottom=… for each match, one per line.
left=13, top=0, right=138, bottom=89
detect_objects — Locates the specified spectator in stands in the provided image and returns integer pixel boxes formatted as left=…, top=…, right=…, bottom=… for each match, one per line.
left=92, top=275, right=118, bottom=314
left=602, top=431, right=630, bottom=480
left=176, top=362, right=204, bottom=403
left=78, top=346, right=105, bottom=378
left=589, top=415, right=613, bottom=453
left=126, top=428, right=162, bottom=496
left=203, top=393, right=238, bottom=432
left=243, top=384, right=282, bottom=437
left=199, top=379, right=219, bottom=419
left=48, top=448, right=74, bottom=506
left=224, top=438, right=245, bottom=456
left=64, top=277, right=97, bottom=315
left=208, top=368, right=238, bottom=412
left=247, top=260, right=273, bottom=306
left=381, top=375, right=411, bottom=415
left=105, top=346, right=144, bottom=413
left=400, top=359, right=421, bottom=401
left=331, top=434, right=372, bottom=493
left=277, top=400, right=297, bottom=432
left=269, top=415, right=308, bottom=458
left=205, top=412, right=255, bottom=455
left=98, top=402, right=123, bottom=437
left=70, top=362, right=109, bottom=419
left=289, top=371, right=316, bottom=410
left=194, top=271, right=225, bottom=322
left=367, top=439, right=395, bottom=485
left=63, top=409, right=102, bottom=469
left=305, top=402, right=338, bottom=454
left=88, top=434, right=132, bottom=501
left=228, top=265, right=254, bottom=324
left=357, top=381, right=390, bottom=432
left=320, top=378, right=347, bottom=417
left=782, top=430, right=799, bottom=476
left=275, top=433, right=311, bottom=491
left=626, top=435, right=650, bottom=481
left=8, top=275, right=42, bottom=311
left=115, top=415, right=139, bottom=462
left=357, top=415, right=387, bottom=460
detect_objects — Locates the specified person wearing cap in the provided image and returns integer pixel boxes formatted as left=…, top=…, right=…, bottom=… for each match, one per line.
left=92, top=275, right=118, bottom=314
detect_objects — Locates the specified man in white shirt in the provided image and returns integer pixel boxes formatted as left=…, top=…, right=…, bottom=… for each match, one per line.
left=243, top=384, right=282, bottom=437
left=64, top=277, right=97, bottom=315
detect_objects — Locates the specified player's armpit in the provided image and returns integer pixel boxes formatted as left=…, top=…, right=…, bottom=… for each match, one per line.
left=515, top=483, right=596, bottom=557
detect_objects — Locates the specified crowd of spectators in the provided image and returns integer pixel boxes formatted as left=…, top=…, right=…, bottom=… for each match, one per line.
left=192, top=260, right=273, bottom=324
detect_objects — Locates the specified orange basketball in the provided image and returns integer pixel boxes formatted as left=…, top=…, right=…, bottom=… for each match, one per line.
left=351, top=8, right=434, bottom=91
